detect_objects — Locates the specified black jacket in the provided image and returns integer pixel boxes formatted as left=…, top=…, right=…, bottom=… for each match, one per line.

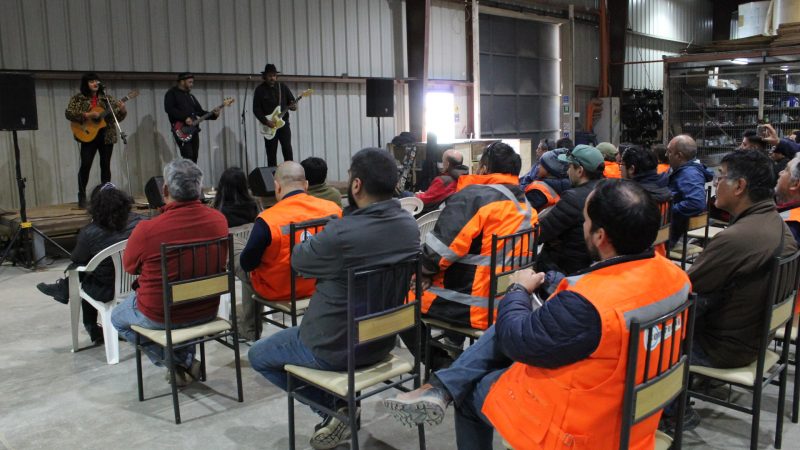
left=292, top=199, right=420, bottom=367
left=253, top=82, right=296, bottom=125
left=71, top=213, right=142, bottom=302
left=632, top=170, right=671, bottom=204
left=164, top=86, right=215, bottom=126
left=218, top=201, right=259, bottom=228
left=536, top=179, right=601, bottom=275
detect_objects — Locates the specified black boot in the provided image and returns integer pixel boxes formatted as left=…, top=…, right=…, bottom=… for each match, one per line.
left=78, top=193, right=86, bottom=209
left=36, top=278, right=69, bottom=304
left=86, top=324, right=104, bottom=345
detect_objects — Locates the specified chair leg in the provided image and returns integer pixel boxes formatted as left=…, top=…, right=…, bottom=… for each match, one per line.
left=288, top=375, right=296, bottom=450
left=418, top=423, right=426, bottom=450
left=777, top=366, right=788, bottom=449
left=233, top=333, right=244, bottom=402
left=681, top=233, right=688, bottom=270
left=350, top=397, right=359, bottom=450
left=99, top=309, right=119, bottom=364
left=167, top=351, right=181, bottom=424
left=135, top=334, right=144, bottom=401
left=200, top=341, right=207, bottom=381
left=70, top=293, right=81, bottom=352
left=751, top=381, right=762, bottom=450
left=793, top=343, right=799, bottom=423
left=423, top=326, right=433, bottom=381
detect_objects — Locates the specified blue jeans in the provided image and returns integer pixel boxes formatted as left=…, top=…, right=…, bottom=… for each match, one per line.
left=248, top=327, right=339, bottom=417
left=111, top=293, right=214, bottom=368
left=433, top=325, right=511, bottom=450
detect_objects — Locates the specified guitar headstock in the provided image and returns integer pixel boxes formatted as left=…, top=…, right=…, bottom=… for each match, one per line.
left=299, top=89, right=314, bottom=99
left=222, top=97, right=235, bottom=107
left=126, top=89, right=140, bottom=100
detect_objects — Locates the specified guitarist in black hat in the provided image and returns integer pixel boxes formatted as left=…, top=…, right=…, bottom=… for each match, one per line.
left=164, top=72, right=220, bottom=163
left=253, top=64, right=296, bottom=167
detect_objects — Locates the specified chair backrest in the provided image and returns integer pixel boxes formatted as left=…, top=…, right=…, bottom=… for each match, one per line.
left=83, top=239, right=137, bottom=301
left=289, top=217, right=332, bottom=302
left=686, top=187, right=712, bottom=234
left=653, top=200, right=672, bottom=246
left=759, top=249, right=800, bottom=362
left=228, top=224, right=252, bottom=250
left=416, top=210, right=441, bottom=245
left=160, top=236, right=235, bottom=329
left=399, top=196, right=424, bottom=215
left=488, top=225, right=539, bottom=325
left=346, top=256, right=421, bottom=371
left=619, top=293, right=696, bottom=450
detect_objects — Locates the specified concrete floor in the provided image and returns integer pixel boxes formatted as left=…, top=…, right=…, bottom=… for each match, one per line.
left=2, top=259, right=800, bottom=449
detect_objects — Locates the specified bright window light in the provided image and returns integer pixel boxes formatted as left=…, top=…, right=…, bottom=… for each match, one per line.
left=425, top=91, right=455, bottom=143
left=731, top=58, right=749, bottom=65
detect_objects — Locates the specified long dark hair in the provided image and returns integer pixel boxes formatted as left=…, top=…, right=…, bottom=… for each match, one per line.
left=88, top=183, right=133, bottom=232
left=213, top=167, right=256, bottom=210
left=80, top=72, right=100, bottom=97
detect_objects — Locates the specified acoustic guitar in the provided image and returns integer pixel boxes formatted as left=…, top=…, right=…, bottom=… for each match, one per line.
left=260, top=89, right=313, bottom=140
left=172, top=97, right=235, bottom=143
left=70, top=90, right=139, bottom=143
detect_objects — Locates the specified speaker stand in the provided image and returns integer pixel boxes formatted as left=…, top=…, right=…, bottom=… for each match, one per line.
left=0, top=131, right=70, bottom=269
left=375, top=117, right=382, bottom=148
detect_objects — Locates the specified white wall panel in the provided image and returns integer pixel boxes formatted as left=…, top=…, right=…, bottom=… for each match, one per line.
left=628, top=0, right=713, bottom=44
left=624, top=33, right=684, bottom=90
left=429, top=0, right=468, bottom=80
left=574, top=23, right=600, bottom=88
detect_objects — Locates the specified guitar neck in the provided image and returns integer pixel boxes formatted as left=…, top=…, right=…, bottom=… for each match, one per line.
left=195, top=102, right=225, bottom=125
left=278, top=95, right=305, bottom=120
left=98, top=95, right=130, bottom=119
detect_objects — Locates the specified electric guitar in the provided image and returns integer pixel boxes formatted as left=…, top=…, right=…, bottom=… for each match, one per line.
left=260, top=89, right=313, bottom=140
left=172, top=97, right=235, bottom=143
left=70, top=90, right=139, bottom=143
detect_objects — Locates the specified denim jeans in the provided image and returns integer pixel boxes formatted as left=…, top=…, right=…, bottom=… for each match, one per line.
left=111, top=293, right=214, bottom=368
left=433, top=325, right=512, bottom=450
left=248, top=326, right=339, bottom=417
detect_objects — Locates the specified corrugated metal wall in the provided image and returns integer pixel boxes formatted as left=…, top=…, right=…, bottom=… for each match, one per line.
left=2, top=0, right=457, bottom=209
left=430, top=0, right=468, bottom=80
left=625, top=0, right=713, bottom=89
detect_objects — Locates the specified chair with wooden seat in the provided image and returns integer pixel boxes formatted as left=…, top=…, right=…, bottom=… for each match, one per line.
left=416, top=210, right=441, bottom=246
left=669, top=187, right=712, bottom=269
left=68, top=239, right=136, bottom=364
left=619, top=294, right=696, bottom=450
left=131, top=235, right=243, bottom=424
left=285, top=256, right=425, bottom=450
left=422, top=226, right=539, bottom=377
left=252, top=217, right=331, bottom=331
left=688, top=249, right=800, bottom=450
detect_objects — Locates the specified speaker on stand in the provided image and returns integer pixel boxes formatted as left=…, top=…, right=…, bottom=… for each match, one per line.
left=0, top=73, right=70, bottom=268
left=366, top=78, right=395, bottom=148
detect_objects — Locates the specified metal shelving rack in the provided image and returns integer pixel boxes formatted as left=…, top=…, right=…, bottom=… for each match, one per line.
left=664, top=48, right=800, bottom=166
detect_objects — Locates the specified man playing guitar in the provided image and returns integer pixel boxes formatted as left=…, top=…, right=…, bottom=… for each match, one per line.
left=65, top=72, right=128, bottom=208
left=253, top=64, right=296, bottom=167
left=164, top=72, right=220, bottom=163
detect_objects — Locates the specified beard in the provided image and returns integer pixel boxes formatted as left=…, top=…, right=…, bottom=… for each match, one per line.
left=347, top=182, right=358, bottom=210
left=586, top=241, right=601, bottom=262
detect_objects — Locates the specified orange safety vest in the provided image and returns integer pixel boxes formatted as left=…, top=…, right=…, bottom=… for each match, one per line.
left=482, top=254, right=691, bottom=450
left=603, top=161, right=622, bottom=179
left=250, top=192, right=342, bottom=301
left=524, top=180, right=561, bottom=210
left=422, top=173, right=538, bottom=330
left=781, top=208, right=800, bottom=313
left=657, top=163, right=670, bottom=175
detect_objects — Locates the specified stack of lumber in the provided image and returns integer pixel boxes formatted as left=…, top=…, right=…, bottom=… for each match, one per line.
left=772, top=22, right=800, bottom=47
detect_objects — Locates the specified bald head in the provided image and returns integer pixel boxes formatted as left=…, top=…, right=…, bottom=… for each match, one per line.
left=667, top=135, right=697, bottom=168
left=274, top=161, right=308, bottom=200
left=442, top=149, right=463, bottom=167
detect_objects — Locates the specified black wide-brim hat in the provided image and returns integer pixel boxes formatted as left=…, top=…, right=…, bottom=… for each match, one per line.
left=261, top=64, right=280, bottom=74
left=177, top=72, right=194, bottom=81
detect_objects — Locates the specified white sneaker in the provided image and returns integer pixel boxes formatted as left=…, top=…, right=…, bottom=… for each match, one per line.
left=309, top=406, right=359, bottom=450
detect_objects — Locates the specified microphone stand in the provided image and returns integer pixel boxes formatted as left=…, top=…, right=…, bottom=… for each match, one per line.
left=240, top=81, right=250, bottom=174
left=101, top=86, right=132, bottom=196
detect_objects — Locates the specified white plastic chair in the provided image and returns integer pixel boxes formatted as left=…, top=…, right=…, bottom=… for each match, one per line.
left=218, top=225, right=253, bottom=320
left=399, top=196, right=424, bottom=215
left=68, top=239, right=136, bottom=364
left=416, top=210, right=441, bottom=245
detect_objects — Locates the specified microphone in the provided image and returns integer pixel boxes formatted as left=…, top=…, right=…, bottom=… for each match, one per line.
left=97, top=82, right=106, bottom=91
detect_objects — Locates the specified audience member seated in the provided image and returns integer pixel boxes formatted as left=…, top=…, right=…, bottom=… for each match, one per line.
left=385, top=180, right=690, bottom=450
left=37, top=183, right=141, bottom=344
left=556, top=137, right=575, bottom=151
left=416, top=142, right=538, bottom=333
left=248, top=148, right=419, bottom=450
left=519, top=138, right=555, bottom=188
left=679, top=150, right=798, bottom=428
left=739, top=129, right=768, bottom=153
left=791, top=129, right=800, bottom=144
left=111, top=159, right=228, bottom=386
left=597, top=142, right=621, bottom=178
left=761, top=123, right=800, bottom=179
left=415, top=148, right=468, bottom=212
left=238, top=161, right=342, bottom=341
left=523, top=149, right=570, bottom=212
left=620, top=145, right=671, bottom=204
left=301, top=156, right=343, bottom=207
left=653, top=143, right=670, bottom=174
left=666, top=135, right=712, bottom=246
left=777, top=155, right=800, bottom=242
left=212, top=167, right=259, bottom=227
left=536, top=145, right=604, bottom=275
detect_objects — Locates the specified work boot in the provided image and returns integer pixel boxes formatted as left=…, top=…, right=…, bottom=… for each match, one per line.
left=309, top=406, right=359, bottom=450
left=36, top=278, right=69, bottom=304
left=384, top=383, right=452, bottom=427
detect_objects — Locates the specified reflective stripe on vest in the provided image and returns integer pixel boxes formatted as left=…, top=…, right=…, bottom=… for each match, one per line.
left=525, top=181, right=560, bottom=208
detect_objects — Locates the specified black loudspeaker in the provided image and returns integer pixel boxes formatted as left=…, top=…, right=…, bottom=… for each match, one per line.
left=248, top=167, right=277, bottom=197
left=366, top=78, right=394, bottom=117
left=144, top=176, right=165, bottom=208
left=0, top=73, right=38, bottom=131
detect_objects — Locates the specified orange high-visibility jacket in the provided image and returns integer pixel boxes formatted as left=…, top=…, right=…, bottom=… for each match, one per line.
left=604, top=161, right=622, bottom=178
left=250, top=193, right=342, bottom=300
left=482, top=254, right=691, bottom=450
left=781, top=207, right=800, bottom=313
left=524, top=180, right=561, bottom=211
left=421, top=173, right=538, bottom=330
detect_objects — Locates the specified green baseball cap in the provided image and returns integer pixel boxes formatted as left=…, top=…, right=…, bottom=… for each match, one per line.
left=596, top=142, right=618, bottom=160
left=558, top=144, right=605, bottom=172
